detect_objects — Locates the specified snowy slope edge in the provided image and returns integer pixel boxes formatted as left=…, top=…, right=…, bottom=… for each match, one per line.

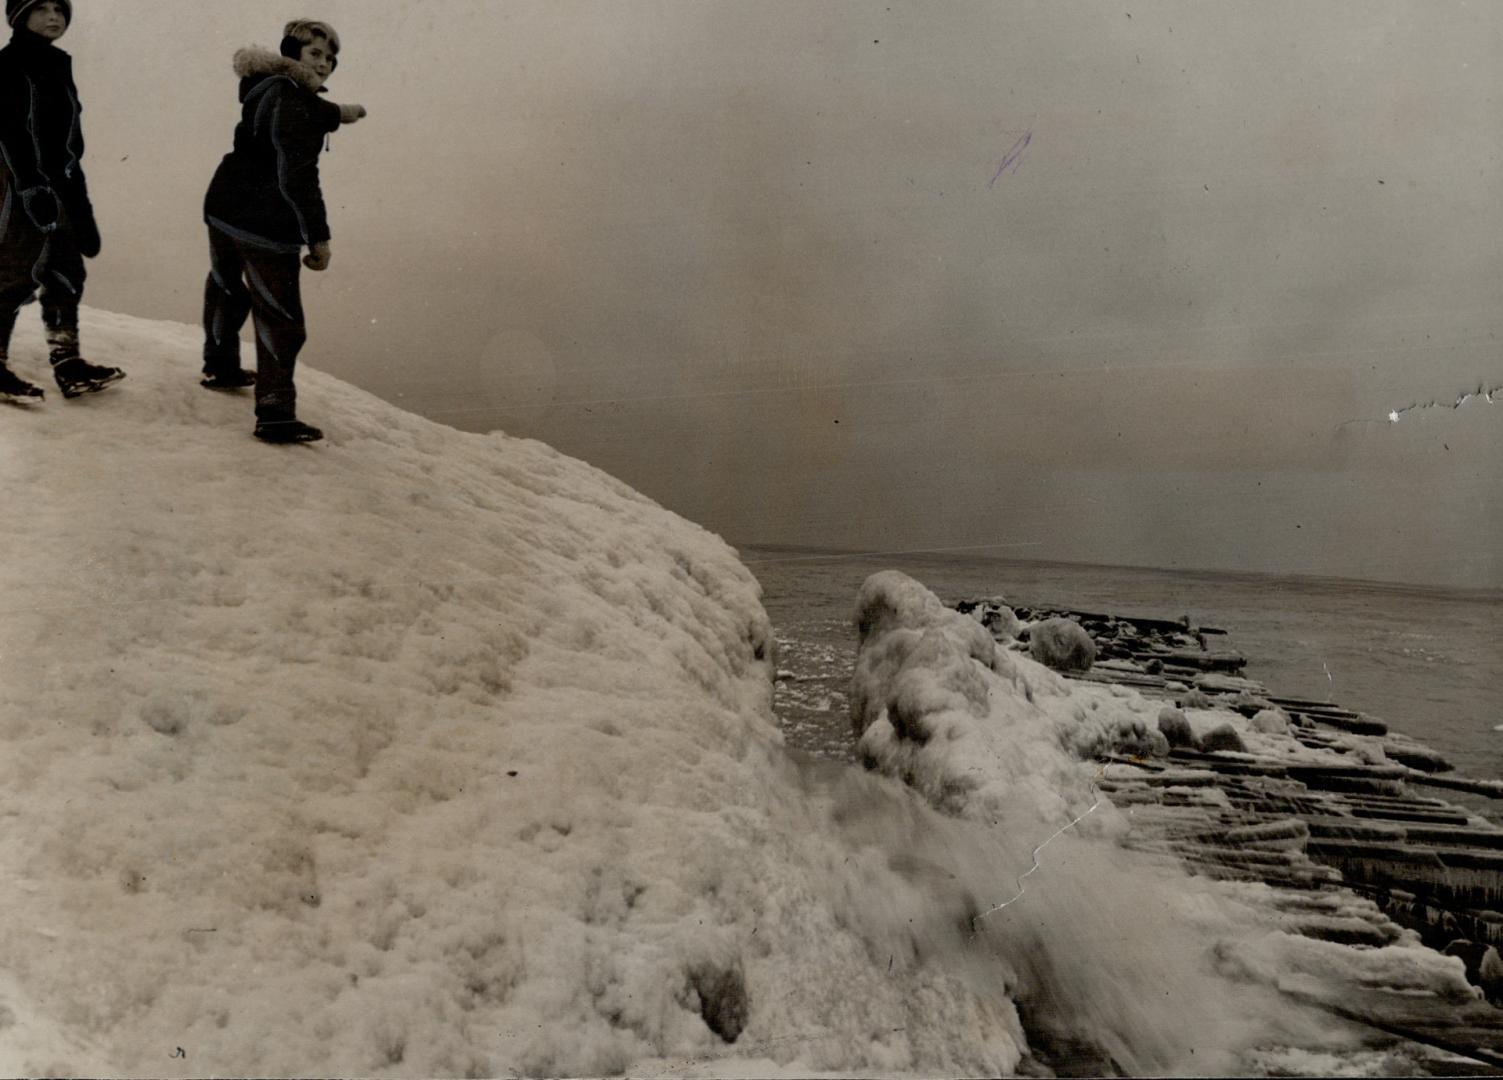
left=1, top=309, right=1026, bottom=1077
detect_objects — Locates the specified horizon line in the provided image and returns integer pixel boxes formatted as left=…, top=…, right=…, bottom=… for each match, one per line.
left=735, top=541, right=1503, bottom=599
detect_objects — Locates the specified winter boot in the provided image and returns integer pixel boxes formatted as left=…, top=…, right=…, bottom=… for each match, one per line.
left=253, top=417, right=324, bottom=444
left=51, top=352, right=126, bottom=399
left=0, top=359, right=45, bottom=404
left=200, top=368, right=256, bottom=391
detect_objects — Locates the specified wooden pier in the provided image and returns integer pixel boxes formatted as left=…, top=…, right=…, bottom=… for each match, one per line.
left=958, top=600, right=1503, bottom=1070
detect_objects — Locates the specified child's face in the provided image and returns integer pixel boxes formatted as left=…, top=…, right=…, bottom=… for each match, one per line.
left=25, top=1, right=69, bottom=40
left=298, top=36, right=334, bottom=87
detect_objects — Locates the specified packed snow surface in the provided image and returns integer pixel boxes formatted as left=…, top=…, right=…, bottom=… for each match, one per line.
left=0, top=310, right=1477, bottom=1077
left=3, top=310, right=1034, bottom=1077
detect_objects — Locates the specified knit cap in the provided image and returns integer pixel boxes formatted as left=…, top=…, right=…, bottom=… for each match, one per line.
left=7, top=0, right=71, bottom=28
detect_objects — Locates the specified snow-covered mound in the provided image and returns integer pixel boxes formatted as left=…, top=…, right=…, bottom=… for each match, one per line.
left=2, top=310, right=1041, bottom=1077
left=851, top=570, right=1165, bottom=827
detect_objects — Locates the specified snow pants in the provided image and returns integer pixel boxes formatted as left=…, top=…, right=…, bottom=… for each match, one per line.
left=0, top=175, right=88, bottom=359
left=202, top=225, right=306, bottom=421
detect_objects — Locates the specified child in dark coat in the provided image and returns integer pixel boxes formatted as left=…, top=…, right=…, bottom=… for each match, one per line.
left=0, top=0, right=125, bottom=404
left=201, top=18, right=365, bottom=443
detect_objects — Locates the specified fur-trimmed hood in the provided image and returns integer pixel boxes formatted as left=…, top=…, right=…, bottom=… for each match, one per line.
left=232, top=45, right=325, bottom=93
left=206, top=44, right=343, bottom=251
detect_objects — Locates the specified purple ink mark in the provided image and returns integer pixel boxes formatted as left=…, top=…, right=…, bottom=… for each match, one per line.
left=990, top=130, right=1032, bottom=187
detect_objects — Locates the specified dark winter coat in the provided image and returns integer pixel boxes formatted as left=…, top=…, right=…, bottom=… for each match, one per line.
left=203, top=47, right=342, bottom=253
left=0, top=25, right=100, bottom=256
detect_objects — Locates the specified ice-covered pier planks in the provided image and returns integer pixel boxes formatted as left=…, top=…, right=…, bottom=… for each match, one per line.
left=959, top=594, right=1503, bottom=1061
left=1071, top=609, right=1503, bottom=923
left=1410, top=772, right=1503, bottom=799
left=1272, top=696, right=1393, bottom=737
left=989, top=602, right=1249, bottom=670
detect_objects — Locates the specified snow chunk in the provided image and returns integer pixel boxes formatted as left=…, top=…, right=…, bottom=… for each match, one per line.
left=1028, top=617, right=1097, bottom=673
left=1158, top=707, right=1195, bottom=749
left=1249, top=708, right=1290, bottom=735
left=960, top=597, right=1021, bottom=642
left=1200, top=723, right=1249, bottom=754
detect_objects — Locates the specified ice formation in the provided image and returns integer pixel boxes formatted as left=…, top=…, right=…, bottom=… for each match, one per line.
left=0, top=309, right=1481, bottom=1077
left=1026, top=616, right=1097, bottom=673
left=848, top=570, right=1484, bottom=1070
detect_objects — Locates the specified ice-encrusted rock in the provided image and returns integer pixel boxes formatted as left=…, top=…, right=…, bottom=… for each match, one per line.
left=979, top=604, right=1021, bottom=641
left=1250, top=709, right=1290, bottom=735
left=1028, top=617, right=1096, bottom=673
left=1200, top=723, right=1248, bottom=754
left=1158, top=707, right=1195, bottom=749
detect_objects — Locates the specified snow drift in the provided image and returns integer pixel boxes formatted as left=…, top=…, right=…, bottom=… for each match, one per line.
left=2, top=309, right=1035, bottom=1078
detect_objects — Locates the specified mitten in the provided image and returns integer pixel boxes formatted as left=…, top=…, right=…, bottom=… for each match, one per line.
left=338, top=103, right=367, bottom=124
left=303, top=241, right=331, bottom=271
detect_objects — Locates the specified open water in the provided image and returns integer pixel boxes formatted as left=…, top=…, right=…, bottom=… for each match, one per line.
left=744, top=546, right=1503, bottom=802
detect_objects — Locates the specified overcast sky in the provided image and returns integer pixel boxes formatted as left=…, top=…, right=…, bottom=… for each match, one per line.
left=63, top=1, right=1503, bottom=587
